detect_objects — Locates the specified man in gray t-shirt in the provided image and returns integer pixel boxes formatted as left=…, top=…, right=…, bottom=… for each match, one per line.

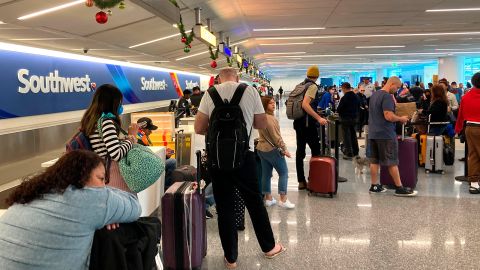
left=367, top=76, right=417, bottom=197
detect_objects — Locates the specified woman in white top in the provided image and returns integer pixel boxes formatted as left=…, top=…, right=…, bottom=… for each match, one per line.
left=80, top=84, right=139, bottom=191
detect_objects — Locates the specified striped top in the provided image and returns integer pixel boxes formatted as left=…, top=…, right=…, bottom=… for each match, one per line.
left=88, top=119, right=132, bottom=161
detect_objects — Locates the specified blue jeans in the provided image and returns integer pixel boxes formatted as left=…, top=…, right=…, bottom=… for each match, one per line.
left=164, top=158, right=177, bottom=190
left=257, top=149, right=289, bottom=195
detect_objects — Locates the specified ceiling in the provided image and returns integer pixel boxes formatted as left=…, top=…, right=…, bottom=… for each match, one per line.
left=1, top=0, right=480, bottom=80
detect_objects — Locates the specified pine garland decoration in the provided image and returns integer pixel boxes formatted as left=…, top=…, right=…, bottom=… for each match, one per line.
left=226, top=57, right=232, bottom=67
left=170, top=0, right=195, bottom=48
left=209, top=45, right=220, bottom=60
left=94, top=0, right=123, bottom=9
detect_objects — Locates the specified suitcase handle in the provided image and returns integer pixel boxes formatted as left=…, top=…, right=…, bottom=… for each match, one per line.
left=195, top=150, right=202, bottom=195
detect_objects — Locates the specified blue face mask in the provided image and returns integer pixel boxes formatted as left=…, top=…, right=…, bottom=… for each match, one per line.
left=117, top=104, right=124, bottom=115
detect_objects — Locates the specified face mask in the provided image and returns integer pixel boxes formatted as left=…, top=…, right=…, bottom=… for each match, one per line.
left=117, top=104, right=124, bottom=115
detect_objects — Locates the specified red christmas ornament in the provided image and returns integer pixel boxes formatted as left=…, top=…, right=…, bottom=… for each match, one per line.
left=95, top=11, right=108, bottom=24
left=181, top=36, right=187, bottom=43
left=85, top=0, right=93, bottom=7
left=210, top=60, right=217, bottom=69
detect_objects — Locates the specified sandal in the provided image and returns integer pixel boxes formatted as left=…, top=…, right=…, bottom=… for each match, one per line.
left=469, top=186, right=480, bottom=194
left=224, top=257, right=237, bottom=269
left=264, top=244, right=286, bottom=259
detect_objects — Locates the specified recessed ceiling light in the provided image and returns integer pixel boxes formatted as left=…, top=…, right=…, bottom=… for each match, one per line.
left=253, top=27, right=325, bottom=31
left=355, top=45, right=405, bottom=49
left=255, top=31, right=480, bottom=40
left=129, top=31, right=192, bottom=48
left=17, top=0, right=84, bottom=20
left=264, top=52, right=306, bottom=55
left=10, top=37, right=73, bottom=41
left=260, top=42, right=313, bottom=46
left=426, top=8, right=480, bottom=12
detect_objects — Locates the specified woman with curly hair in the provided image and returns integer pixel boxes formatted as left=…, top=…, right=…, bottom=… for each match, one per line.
left=0, top=150, right=141, bottom=270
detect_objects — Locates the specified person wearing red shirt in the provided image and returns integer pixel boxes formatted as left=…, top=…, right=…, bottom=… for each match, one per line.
left=455, top=72, right=480, bottom=194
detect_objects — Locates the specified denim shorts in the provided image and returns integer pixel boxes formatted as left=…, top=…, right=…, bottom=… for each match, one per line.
left=367, top=139, right=399, bottom=166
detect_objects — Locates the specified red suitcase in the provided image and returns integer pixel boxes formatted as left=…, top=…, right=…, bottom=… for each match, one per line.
left=308, top=120, right=338, bottom=197
left=380, top=125, right=418, bottom=189
left=162, top=151, right=206, bottom=270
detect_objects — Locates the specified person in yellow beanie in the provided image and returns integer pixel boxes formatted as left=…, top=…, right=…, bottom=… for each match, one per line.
left=294, top=66, right=328, bottom=190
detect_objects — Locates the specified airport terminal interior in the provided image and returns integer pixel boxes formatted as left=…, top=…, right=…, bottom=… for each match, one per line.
left=0, top=0, right=480, bottom=269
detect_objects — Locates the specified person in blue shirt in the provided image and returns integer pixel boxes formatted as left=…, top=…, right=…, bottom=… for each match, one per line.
left=0, top=150, right=141, bottom=270
left=318, top=86, right=335, bottom=110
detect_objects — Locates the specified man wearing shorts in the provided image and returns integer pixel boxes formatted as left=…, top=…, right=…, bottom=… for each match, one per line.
left=367, top=76, right=417, bottom=197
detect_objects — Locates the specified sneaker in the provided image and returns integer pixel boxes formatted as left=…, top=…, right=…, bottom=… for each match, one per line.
left=369, top=184, right=386, bottom=193
left=205, top=209, right=214, bottom=219
left=265, top=198, right=277, bottom=207
left=278, top=199, right=295, bottom=209
left=298, top=181, right=307, bottom=190
left=394, top=186, right=418, bottom=197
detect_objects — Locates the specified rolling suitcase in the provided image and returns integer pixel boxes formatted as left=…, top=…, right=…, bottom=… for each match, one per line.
left=162, top=151, right=206, bottom=270
left=381, top=125, right=418, bottom=189
left=425, top=135, right=444, bottom=174
left=412, top=133, right=427, bottom=167
left=175, top=129, right=192, bottom=166
left=308, top=120, right=338, bottom=197
left=172, top=165, right=197, bottom=183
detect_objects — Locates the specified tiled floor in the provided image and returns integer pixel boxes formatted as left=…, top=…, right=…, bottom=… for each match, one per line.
left=199, top=107, right=476, bottom=270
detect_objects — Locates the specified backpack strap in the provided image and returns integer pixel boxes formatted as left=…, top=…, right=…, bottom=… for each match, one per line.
left=207, top=87, right=224, bottom=107
left=230, top=83, right=248, bottom=106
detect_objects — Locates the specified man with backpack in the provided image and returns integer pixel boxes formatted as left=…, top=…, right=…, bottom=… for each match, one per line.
left=286, top=66, right=328, bottom=190
left=194, top=68, right=285, bottom=268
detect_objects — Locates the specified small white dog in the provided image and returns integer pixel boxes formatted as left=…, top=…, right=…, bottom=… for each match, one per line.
left=353, top=156, right=370, bottom=174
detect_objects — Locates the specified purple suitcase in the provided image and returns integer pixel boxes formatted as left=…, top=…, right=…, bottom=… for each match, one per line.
left=380, top=127, right=418, bottom=189
left=162, top=151, right=206, bottom=270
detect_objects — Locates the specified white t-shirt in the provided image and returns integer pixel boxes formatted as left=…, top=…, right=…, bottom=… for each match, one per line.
left=362, top=83, right=375, bottom=98
left=198, top=81, right=265, bottom=150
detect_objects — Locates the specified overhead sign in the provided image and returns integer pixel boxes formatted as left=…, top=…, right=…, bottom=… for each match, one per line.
left=193, top=25, right=217, bottom=47
left=0, top=49, right=200, bottom=119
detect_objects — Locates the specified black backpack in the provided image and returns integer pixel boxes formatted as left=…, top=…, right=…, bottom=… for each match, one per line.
left=206, top=83, right=251, bottom=171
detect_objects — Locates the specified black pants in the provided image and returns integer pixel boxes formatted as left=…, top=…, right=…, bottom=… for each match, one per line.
left=294, top=120, right=321, bottom=183
left=210, top=151, right=275, bottom=263
left=341, top=118, right=359, bottom=157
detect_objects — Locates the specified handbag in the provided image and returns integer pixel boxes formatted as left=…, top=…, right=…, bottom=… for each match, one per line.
left=263, top=129, right=285, bottom=156
left=118, top=144, right=165, bottom=193
left=97, top=114, right=164, bottom=193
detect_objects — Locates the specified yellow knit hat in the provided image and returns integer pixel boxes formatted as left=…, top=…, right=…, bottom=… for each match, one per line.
left=306, top=66, right=319, bottom=78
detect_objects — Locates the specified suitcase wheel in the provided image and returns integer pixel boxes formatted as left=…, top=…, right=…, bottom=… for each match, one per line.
left=307, top=192, right=312, bottom=196
left=329, top=193, right=334, bottom=198
left=426, top=170, right=430, bottom=174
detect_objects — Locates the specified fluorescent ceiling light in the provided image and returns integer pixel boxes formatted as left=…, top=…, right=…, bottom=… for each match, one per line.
left=426, top=8, right=480, bottom=12
left=355, top=45, right=405, bottom=48
left=264, top=52, right=306, bottom=55
left=17, top=0, right=84, bottom=20
left=11, top=37, right=73, bottom=41
left=71, top=48, right=113, bottom=51
left=0, top=41, right=209, bottom=78
left=176, top=50, right=209, bottom=61
left=231, top=40, right=249, bottom=46
left=109, top=55, right=147, bottom=58
left=255, top=31, right=480, bottom=40
left=435, top=48, right=480, bottom=51
left=260, top=42, right=313, bottom=46
left=253, top=27, right=325, bottom=31
left=265, top=58, right=303, bottom=60
left=263, top=52, right=473, bottom=58
left=129, top=60, right=170, bottom=63
left=0, top=21, right=5, bottom=24
left=129, top=31, right=191, bottom=48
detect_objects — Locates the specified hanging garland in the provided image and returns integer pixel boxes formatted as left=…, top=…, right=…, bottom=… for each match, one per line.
left=226, top=57, right=232, bottom=67
left=208, top=45, right=220, bottom=68
left=170, top=0, right=195, bottom=52
left=93, top=0, right=123, bottom=9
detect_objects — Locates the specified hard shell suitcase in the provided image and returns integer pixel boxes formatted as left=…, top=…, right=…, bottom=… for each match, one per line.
left=412, top=133, right=427, bottom=167
left=162, top=151, right=206, bottom=270
left=425, top=135, right=444, bottom=174
left=308, top=120, right=338, bottom=197
left=381, top=125, right=418, bottom=189
left=175, top=129, right=192, bottom=167
left=172, top=165, right=197, bottom=183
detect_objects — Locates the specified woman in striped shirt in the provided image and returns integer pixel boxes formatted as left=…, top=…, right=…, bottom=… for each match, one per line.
left=80, top=84, right=139, bottom=191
